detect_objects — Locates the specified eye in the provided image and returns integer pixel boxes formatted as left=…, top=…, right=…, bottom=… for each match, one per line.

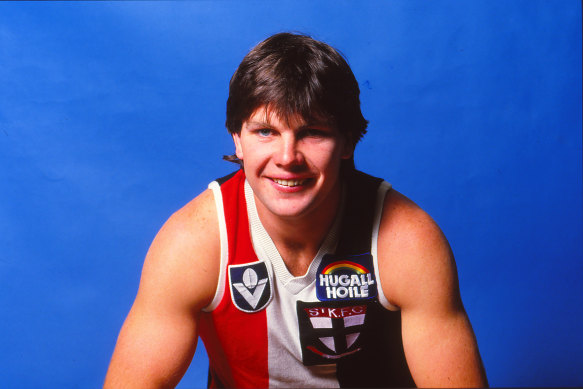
left=256, top=128, right=273, bottom=137
left=301, top=128, right=330, bottom=138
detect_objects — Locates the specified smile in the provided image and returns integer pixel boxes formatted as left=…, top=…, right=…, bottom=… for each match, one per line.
left=272, top=178, right=309, bottom=187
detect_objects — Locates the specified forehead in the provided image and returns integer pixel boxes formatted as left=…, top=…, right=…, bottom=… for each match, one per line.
left=245, top=105, right=332, bottom=129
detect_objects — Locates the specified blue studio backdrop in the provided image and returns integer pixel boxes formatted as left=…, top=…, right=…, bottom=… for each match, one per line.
left=1, top=1, right=581, bottom=388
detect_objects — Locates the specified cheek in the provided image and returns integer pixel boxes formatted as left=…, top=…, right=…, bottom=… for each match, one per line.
left=241, top=147, right=271, bottom=170
left=309, top=143, right=344, bottom=171
left=323, top=141, right=346, bottom=161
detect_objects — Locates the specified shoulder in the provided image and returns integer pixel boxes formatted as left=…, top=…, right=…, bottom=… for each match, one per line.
left=137, top=188, right=220, bottom=312
left=377, top=189, right=459, bottom=311
left=156, top=188, right=219, bottom=251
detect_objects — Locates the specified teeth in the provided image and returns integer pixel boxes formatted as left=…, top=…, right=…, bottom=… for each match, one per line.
left=273, top=178, right=306, bottom=187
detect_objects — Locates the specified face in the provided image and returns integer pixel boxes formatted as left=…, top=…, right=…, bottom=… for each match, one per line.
left=233, top=106, right=353, bottom=222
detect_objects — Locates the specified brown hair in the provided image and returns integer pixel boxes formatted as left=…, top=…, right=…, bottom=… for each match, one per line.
left=224, top=32, right=368, bottom=170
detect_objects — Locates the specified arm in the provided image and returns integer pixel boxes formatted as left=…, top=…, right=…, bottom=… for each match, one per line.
left=104, top=189, right=220, bottom=389
left=378, top=190, right=488, bottom=388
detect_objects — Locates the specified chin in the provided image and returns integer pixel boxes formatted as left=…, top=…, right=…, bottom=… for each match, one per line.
left=263, top=201, right=314, bottom=220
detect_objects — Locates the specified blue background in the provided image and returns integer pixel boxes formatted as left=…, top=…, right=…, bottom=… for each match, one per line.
left=1, top=1, right=581, bottom=387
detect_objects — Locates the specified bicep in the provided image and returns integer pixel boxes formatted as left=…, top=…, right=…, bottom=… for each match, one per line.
left=401, top=305, right=487, bottom=387
left=396, top=252, right=487, bottom=388
left=104, top=190, right=219, bottom=388
left=396, top=232, right=486, bottom=387
left=105, top=296, right=200, bottom=389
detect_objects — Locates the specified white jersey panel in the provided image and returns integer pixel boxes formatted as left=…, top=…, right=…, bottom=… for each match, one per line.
left=371, top=180, right=399, bottom=311
left=202, top=181, right=228, bottom=312
left=245, top=181, right=341, bottom=388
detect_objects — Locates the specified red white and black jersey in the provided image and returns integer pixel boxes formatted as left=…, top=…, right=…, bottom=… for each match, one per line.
left=198, top=170, right=414, bottom=388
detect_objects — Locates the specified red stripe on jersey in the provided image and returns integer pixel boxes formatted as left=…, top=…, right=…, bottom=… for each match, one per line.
left=199, top=170, right=269, bottom=388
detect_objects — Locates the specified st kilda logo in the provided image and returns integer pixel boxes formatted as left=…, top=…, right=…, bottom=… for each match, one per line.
left=228, top=261, right=272, bottom=313
left=297, top=301, right=370, bottom=366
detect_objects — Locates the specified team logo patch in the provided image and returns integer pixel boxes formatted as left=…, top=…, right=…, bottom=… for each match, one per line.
left=228, top=261, right=272, bottom=313
left=297, top=301, right=370, bottom=366
left=316, top=253, right=377, bottom=301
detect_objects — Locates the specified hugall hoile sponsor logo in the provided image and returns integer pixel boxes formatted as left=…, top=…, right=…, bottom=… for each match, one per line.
left=316, top=253, right=377, bottom=302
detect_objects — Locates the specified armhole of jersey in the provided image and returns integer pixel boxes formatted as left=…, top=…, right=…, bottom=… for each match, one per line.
left=372, top=181, right=400, bottom=311
left=202, top=181, right=228, bottom=312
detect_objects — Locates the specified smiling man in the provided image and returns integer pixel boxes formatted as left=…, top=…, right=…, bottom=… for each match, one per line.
left=104, top=33, right=488, bottom=388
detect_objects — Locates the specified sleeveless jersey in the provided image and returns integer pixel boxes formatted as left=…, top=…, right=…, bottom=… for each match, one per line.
left=198, top=170, right=414, bottom=388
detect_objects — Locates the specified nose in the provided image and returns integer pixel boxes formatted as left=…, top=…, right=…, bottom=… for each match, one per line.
left=274, top=134, right=304, bottom=168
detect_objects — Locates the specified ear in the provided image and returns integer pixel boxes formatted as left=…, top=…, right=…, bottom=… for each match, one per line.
left=233, top=133, right=244, bottom=160
left=341, top=137, right=354, bottom=160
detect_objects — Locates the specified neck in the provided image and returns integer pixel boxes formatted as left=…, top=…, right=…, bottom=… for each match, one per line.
left=254, top=185, right=342, bottom=276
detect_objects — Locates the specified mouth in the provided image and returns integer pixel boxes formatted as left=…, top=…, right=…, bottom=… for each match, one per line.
left=271, top=178, right=310, bottom=187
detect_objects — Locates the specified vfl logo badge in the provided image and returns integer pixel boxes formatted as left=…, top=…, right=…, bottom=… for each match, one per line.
left=297, top=301, right=370, bottom=366
left=228, top=261, right=272, bottom=313
left=316, top=253, right=377, bottom=301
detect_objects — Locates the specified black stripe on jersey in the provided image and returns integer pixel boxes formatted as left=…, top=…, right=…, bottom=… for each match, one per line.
left=334, top=170, right=415, bottom=388
left=215, top=170, right=239, bottom=186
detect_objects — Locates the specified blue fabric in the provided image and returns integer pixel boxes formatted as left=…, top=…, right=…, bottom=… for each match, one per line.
left=0, top=1, right=581, bottom=387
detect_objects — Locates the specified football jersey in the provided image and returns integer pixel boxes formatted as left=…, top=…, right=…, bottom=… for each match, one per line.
left=198, top=170, right=414, bottom=388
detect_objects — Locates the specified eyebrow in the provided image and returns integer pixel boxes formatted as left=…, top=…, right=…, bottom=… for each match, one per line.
left=244, top=120, right=331, bottom=129
left=245, top=121, right=274, bottom=128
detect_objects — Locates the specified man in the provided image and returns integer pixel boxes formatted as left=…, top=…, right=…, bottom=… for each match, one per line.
left=104, top=33, right=487, bottom=388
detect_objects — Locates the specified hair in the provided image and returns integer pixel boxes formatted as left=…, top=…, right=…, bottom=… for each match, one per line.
left=224, top=32, right=368, bottom=171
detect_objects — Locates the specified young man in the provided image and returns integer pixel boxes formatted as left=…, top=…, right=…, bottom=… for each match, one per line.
left=104, top=33, right=488, bottom=388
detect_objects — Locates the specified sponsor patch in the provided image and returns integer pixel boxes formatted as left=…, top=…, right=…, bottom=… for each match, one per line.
left=228, top=261, right=272, bottom=313
left=297, top=300, right=370, bottom=366
left=316, top=253, right=377, bottom=301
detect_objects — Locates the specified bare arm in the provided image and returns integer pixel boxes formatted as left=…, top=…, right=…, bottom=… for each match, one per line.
left=104, top=189, right=219, bottom=389
left=378, top=190, right=487, bottom=388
